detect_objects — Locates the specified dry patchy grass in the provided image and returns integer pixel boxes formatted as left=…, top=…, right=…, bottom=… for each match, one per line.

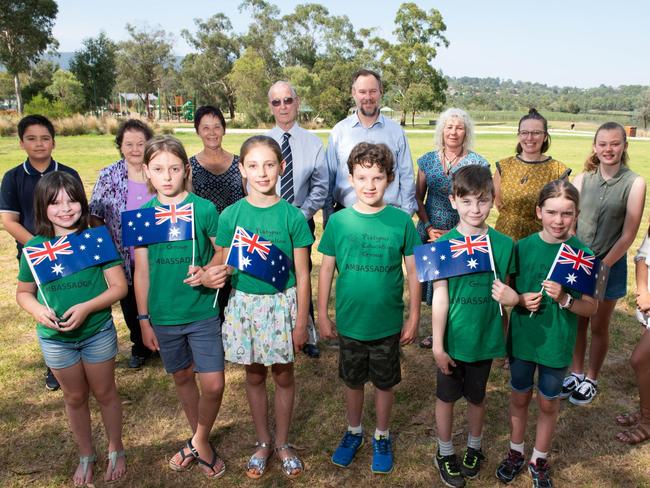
left=1, top=133, right=650, bottom=486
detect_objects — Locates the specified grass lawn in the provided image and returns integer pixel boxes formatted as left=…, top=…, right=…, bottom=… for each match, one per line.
left=1, top=130, right=650, bottom=487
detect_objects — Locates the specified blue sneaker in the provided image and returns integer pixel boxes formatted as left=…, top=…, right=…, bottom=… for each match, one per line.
left=331, top=431, right=364, bottom=467
left=371, top=435, right=393, bottom=474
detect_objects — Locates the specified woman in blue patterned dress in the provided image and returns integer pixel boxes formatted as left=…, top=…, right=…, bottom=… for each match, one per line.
left=415, top=108, right=489, bottom=346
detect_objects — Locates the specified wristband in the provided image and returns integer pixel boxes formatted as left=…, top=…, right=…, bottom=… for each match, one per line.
left=136, top=314, right=150, bottom=321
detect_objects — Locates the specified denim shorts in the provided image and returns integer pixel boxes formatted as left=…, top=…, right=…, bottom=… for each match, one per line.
left=604, top=254, right=627, bottom=300
left=509, top=357, right=567, bottom=399
left=38, top=319, right=118, bottom=370
left=152, top=316, right=224, bottom=374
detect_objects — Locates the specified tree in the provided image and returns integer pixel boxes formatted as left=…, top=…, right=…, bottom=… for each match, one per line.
left=228, top=48, right=271, bottom=126
left=180, top=14, right=240, bottom=119
left=0, top=0, right=58, bottom=113
left=116, top=24, right=175, bottom=118
left=238, top=0, right=282, bottom=79
left=400, top=82, right=441, bottom=126
left=637, top=90, right=650, bottom=129
left=373, top=2, right=448, bottom=126
left=45, top=70, right=85, bottom=114
left=21, top=59, right=57, bottom=104
left=69, top=32, right=117, bottom=113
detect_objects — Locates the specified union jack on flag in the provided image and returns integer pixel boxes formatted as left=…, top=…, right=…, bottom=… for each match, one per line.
left=24, top=235, right=73, bottom=266
left=154, top=203, right=193, bottom=225
left=556, top=243, right=595, bottom=275
left=226, top=226, right=291, bottom=291
left=449, top=234, right=490, bottom=258
left=231, top=227, right=272, bottom=260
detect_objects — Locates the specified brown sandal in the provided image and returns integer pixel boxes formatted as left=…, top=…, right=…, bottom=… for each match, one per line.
left=615, top=411, right=641, bottom=427
left=616, top=423, right=650, bottom=445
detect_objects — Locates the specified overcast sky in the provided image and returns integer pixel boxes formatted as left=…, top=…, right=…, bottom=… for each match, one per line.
left=53, top=0, right=650, bottom=88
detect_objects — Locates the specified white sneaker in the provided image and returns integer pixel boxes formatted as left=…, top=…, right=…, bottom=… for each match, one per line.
left=569, top=378, right=598, bottom=405
left=559, top=373, right=582, bottom=399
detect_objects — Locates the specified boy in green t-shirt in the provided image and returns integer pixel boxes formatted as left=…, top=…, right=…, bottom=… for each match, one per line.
left=431, top=165, right=517, bottom=487
left=318, top=142, right=421, bottom=475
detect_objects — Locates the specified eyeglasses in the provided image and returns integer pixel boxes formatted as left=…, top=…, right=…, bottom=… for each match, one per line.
left=270, top=97, right=294, bottom=107
left=518, top=130, right=545, bottom=138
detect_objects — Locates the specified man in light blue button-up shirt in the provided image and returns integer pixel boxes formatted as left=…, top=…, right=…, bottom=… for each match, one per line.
left=325, top=69, right=417, bottom=222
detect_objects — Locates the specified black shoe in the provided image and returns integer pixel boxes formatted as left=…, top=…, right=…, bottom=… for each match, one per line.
left=495, top=449, right=525, bottom=483
left=434, top=451, right=465, bottom=487
left=45, top=368, right=59, bottom=391
left=528, top=458, right=553, bottom=488
left=303, top=344, right=320, bottom=358
left=461, top=446, right=485, bottom=479
left=128, top=355, right=146, bottom=369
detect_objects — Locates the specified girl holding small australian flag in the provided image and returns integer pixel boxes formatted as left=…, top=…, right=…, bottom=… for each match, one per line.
left=493, top=180, right=597, bottom=487
left=133, top=136, right=230, bottom=479
left=215, top=135, right=313, bottom=480
left=16, top=171, right=128, bottom=486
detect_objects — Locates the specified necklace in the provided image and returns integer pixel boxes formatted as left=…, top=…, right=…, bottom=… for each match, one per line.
left=442, top=149, right=463, bottom=175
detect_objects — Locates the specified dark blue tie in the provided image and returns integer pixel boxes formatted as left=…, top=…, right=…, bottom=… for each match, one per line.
left=280, top=132, right=294, bottom=203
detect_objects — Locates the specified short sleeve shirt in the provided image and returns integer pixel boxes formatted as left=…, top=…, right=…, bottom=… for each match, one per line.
left=509, top=234, right=591, bottom=368
left=318, top=205, right=420, bottom=341
left=440, top=227, right=516, bottom=361
left=0, top=160, right=82, bottom=258
left=18, top=234, right=120, bottom=342
left=215, top=198, right=314, bottom=295
left=141, top=193, right=220, bottom=325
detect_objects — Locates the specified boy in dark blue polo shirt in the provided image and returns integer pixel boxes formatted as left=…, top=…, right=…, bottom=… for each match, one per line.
left=0, top=114, right=82, bottom=391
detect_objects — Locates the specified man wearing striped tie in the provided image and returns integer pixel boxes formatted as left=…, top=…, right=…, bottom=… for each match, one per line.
left=267, top=81, right=328, bottom=358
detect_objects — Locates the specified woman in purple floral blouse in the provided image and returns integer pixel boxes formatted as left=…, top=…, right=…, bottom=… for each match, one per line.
left=89, top=119, right=154, bottom=369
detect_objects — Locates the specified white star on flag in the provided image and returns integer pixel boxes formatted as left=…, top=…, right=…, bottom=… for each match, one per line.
left=136, top=212, right=142, bottom=218
left=423, top=255, right=428, bottom=261
left=430, top=246, right=436, bottom=252
left=566, top=273, right=577, bottom=284
left=128, top=221, right=133, bottom=227
left=440, top=254, right=446, bottom=261
left=84, top=232, right=91, bottom=239
left=467, top=258, right=478, bottom=269
left=271, top=260, right=275, bottom=265
left=52, top=263, right=64, bottom=275
left=97, top=237, right=103, bottom=243
left=169, top=226, right=181, bottom=239
left=94, top=255, right=100, bottom=260
left=144, top=221, right=150, bottom=227
left=79, top=245, right=86, bottom=250
left=434, top=269, right=440, bottom=275
left=137, top=236, right=143, bottom=242
left=241, top=256, right=251, bottom=268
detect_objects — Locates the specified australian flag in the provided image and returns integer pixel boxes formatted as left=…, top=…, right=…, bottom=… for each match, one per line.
left=414, top=234, right=493, bottom=282
left=23, top=226, right=120, bottom=284
left=548, top=243, right=599, bottom=295
left=121, top=203, right=194, bottom=246
left=226, top=226, right=291, bottom=292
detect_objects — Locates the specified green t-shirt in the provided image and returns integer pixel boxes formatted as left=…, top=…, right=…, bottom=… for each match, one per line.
left=509, top=234, right=590, bottom=368
left=318, top=206, right=419, bottom=341
left=441, top=227, right=515, bottom=361
left=18, top=234, right=120, bottom=342
left=215, top=198, right=314, bottom=295
left=142, top=193, right=219, bottom=325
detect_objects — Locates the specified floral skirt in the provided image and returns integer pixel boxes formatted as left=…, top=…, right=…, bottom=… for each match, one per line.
left=222, top=287, right=297, bottom=366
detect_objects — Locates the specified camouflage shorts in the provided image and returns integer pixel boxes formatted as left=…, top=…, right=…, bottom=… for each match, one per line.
left=338, top=333, right=401, bottom=390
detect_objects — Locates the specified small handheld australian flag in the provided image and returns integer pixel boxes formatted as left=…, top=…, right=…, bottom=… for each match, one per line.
left=414, top=234, right=494, bottom=282
left=548, top=243, right=599, bottom=296
left=23, top=226, right=120, bottom=285
left=121, top=203, right=194, bottom=246
left=226, top=226, right=291, bottom=292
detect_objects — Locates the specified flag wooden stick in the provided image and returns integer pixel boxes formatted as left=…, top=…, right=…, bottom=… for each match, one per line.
left=485, top=234, right=503, bottom=317
left=23, top=249, right=55, bottom=319
left=191, top=203, right=196, bottom=270
left=530, top=244, right=564, bottom=317
left=213, top=237, right=235, bottom=308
